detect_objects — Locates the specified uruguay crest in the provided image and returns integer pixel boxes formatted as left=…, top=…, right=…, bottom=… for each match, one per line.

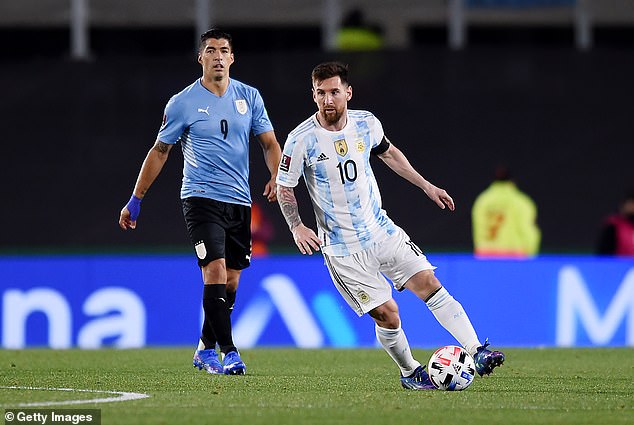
left=235, top=99, right=248, bottom=115
left=334, top=139, right=348, bottom=157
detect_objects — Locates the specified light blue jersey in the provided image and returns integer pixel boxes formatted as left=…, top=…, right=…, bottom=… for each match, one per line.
left=158, top=78, right=273, bottom=205
left=277, top=110, right=397, bottom=256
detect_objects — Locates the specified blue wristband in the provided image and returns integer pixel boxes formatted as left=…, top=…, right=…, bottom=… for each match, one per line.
left=126, top=195, right=142, bottom=221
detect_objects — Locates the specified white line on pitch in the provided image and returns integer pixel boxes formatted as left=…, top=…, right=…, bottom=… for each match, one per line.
left=0, top=386, right=150, bottom=407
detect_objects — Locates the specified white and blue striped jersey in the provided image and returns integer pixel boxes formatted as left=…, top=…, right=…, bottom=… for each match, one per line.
left=157, top=78, right=273, bottom=206
left=277, top=110, right=397, bottom=256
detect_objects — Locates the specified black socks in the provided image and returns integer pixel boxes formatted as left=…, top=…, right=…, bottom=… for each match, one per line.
left=202, top=284, right=237, bottom=354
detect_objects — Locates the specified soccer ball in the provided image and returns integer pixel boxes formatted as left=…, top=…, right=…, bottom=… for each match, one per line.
left=427, top=345, right=476, bottom=391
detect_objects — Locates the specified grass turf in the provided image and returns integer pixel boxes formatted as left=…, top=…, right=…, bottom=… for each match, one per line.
left=1, top=348, right=632, bottom=425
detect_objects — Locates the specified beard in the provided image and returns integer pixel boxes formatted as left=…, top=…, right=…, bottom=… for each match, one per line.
left=321, top=108, right=344, bottom=125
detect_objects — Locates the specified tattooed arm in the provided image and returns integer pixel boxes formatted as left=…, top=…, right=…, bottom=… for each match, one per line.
left=131, top=141, right=173, bottom=198
left=277, top=185, right=322, bottom=255
left=119, top=140, right=173, bottom=230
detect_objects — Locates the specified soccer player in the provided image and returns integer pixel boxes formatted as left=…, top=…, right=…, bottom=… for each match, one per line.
left=276, top=62, right=504, bottom=390
left=118, top=29, right=281, bottom=375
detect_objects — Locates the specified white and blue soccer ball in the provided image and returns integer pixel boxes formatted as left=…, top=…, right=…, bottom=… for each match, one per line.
left=427, top=345, right=476, bottom=391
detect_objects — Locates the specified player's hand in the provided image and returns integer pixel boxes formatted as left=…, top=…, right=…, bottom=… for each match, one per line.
left=263, top=178, right=277, bottom=203
left=119, top=207, right=136, bottom=230
left=292, top=224, right=322, bottom=255
left=119, top=195, right=142, bottom=230
left=427, top=186, right=455, bottom=211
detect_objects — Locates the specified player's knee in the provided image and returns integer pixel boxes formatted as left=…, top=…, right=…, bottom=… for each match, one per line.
left=202, top=259, right=227, bottom=284
left=377, top=315, right=400, bottom=329
left=226, top=269, right=242, bottom=291
left=406, top=270, right=441, bottom=298
left=369, top=301, right=400, bottom=328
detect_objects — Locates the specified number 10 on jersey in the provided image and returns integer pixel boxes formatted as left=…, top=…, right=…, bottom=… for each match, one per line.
left=337, top=159, right=357, bottom=184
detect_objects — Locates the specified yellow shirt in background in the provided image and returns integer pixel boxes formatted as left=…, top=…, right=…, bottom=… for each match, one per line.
left=336, top=28, right=383, bottom=51
left=472, top=181, right=541, bottom=257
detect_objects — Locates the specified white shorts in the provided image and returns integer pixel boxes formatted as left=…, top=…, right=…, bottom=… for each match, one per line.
left=323, top=227, right=436, bottom=316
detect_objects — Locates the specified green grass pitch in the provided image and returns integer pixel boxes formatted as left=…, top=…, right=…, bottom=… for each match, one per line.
left=1, top=348, right=632, bottom=424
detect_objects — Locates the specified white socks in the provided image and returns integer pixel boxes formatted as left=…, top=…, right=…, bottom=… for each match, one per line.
left=375, top=323, right=421, bottom=377
left=374, top=287, right=483, bottom=375
left=426, top=287, right=481, bottom=355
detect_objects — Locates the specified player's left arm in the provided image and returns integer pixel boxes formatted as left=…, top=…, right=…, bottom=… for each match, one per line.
left=377, top=139, right=455, bottom=211
left=256, top=130, right=282, bottom=203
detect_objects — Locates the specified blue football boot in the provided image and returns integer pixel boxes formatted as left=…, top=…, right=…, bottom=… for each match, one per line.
left=474, top=339, right=505, bottom=376
left=193, top=348, right=224, bottom=375
left=400, top=365, right=437, bottom=390
left=222, top=351, right=246, bottom=375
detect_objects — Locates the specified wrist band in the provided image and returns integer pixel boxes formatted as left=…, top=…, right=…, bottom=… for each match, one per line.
left=126, top=194, right=142, bottom=221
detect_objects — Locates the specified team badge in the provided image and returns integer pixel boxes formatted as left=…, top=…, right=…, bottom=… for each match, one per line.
left=334, top=139, right=348, bottom=157
left=194, top=241, right=207, bottom=260
left=235, top=99, right=248, bottom=115
left=357, top=290, right=371, bottom=304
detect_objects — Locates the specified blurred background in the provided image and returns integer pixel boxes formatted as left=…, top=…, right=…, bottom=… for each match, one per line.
left=1, top=0, right=634, bottom=349
left=1, top=0, right=633, bottom=255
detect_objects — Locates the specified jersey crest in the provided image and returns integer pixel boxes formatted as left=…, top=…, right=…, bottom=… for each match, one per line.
left=235, top=99, right=248, bottom=115
left=334, top=139, right=348, bottom=157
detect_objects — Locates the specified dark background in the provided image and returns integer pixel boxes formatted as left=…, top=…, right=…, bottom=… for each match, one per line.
left=1, top=26, right=633, bottom=254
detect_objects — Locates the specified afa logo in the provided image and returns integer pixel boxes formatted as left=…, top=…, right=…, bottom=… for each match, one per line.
left=357, top=290, right=371, bottom=304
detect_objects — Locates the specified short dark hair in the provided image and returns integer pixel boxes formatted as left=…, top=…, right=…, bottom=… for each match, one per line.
left=494, top=165, right=511, bottom=181
left=199, top=28, right=233, bottom=52
left=311, top=62, right=350, bottom=86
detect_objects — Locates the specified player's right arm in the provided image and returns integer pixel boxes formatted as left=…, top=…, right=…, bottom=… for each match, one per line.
left=276, top=129, right=323, bottom=254
left=119, top=140, right=173, bottom=230
left=277, top=185, right=322, bottom=255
